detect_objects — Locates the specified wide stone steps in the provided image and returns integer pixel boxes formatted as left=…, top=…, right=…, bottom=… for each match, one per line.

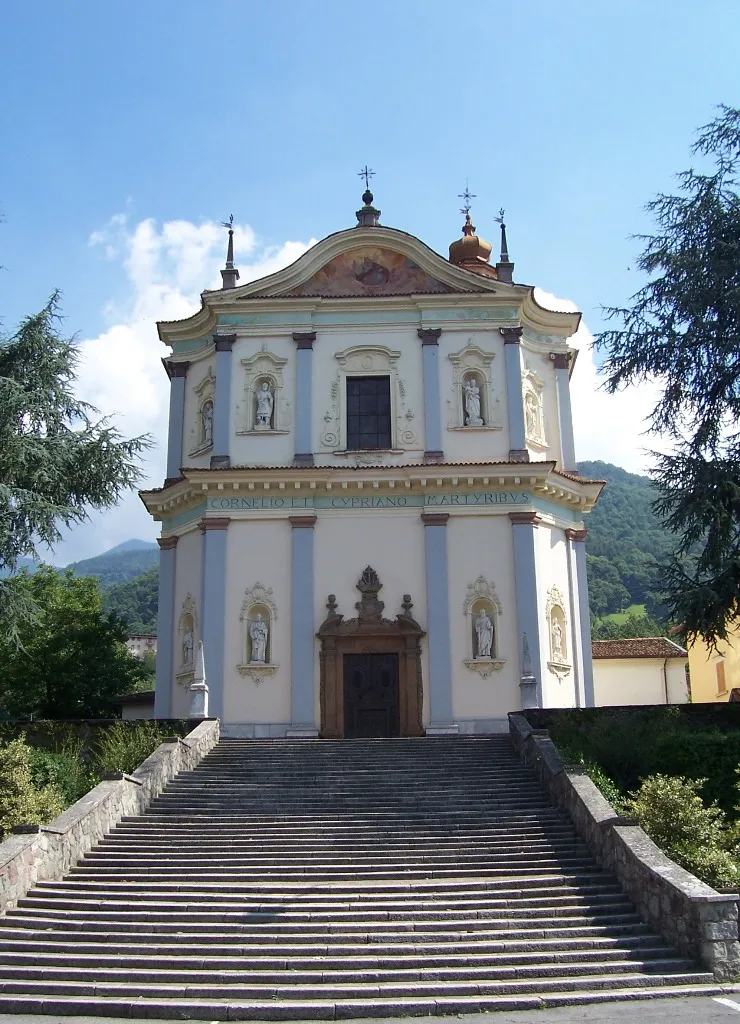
left=0, top=735, right=717, bottom=1018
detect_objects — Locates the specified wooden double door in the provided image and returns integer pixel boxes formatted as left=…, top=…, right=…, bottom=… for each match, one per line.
left=343, top=652, right=400, bottom=738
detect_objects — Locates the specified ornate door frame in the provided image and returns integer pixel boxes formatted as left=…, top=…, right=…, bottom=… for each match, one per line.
left=317, top=566, right=425, bottom=738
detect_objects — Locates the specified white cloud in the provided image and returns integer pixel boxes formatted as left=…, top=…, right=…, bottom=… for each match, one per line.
left=52, top=216, right=314, bottom=565
left=533, top=288, right=663, bottom=475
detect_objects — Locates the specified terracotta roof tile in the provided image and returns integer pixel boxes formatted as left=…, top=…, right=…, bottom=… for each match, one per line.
left=591, top=638, right=687, bottom=660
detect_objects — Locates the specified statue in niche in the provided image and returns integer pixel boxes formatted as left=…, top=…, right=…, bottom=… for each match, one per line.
left=525, top=393, right=539, bottom=438
left=201, top=400, right=214, bottom=446
left=463, top=377, right=483, bottom=426
left=255, top=382, right=274, bottom=429
left=552, top=618, right=564, bottom=661
left=249, top=613, right=269, bottom=663
left=182, top=625, right=194, bottom=665
left=474, top=609, right=494, bottom=659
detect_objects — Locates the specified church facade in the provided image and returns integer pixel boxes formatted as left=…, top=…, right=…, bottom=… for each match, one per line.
left=141, top=190, right=603, bottom=736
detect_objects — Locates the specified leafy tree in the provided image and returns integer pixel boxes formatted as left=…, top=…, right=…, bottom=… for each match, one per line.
left=591, top=612, right=664, bottom=641
left=0, top=294, right=151, bottom=642
left=0, top=567, right=148, bottom=719
left=596, top=107, right=740, bottom=645
left=102, top=566, right=159, bottom=634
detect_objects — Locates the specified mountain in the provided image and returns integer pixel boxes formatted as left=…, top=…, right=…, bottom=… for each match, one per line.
left=67, top=545, right=159, bottom=589
left=105, top=539, right=158, bottom=555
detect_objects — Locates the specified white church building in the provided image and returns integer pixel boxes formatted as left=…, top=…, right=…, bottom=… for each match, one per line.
left=141, top=187, right=603, bottom=736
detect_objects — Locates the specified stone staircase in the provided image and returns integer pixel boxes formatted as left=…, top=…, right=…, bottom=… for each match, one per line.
left=0, top=736, right=720, bottom=1018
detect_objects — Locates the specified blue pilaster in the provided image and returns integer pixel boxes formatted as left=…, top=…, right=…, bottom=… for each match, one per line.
left=154, top=536, right=178, bottom=718
left=501, top=327, right=528, bottom=461
left=570, top=528, right=595, bottom=707
left=290, top=515, right=318, bottom=731
left=165, top=362, right=188, bottom=482
left=510, top=512, right=543, bottom=708
left=211, top=334, right=235, bottom=469
left=293, top=332, right=316, bottom=467
left=422, top=512, right=456, bottom=731
left=418, top=329, right=443, bottom=462
left=199, top=517, right=229, bottom=719
left=552, top=353, right=577, bottom=472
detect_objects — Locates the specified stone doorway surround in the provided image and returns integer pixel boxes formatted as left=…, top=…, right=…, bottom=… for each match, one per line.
left=317, top=566, right=425, bottom=738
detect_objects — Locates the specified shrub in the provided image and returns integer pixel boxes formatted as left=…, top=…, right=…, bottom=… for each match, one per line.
left=624, top=774, right=740, bottom=887
left=0, top=737, right=64, bottom=838
left=27, top=734, right=97, bottom=807
left=93, top=721, right=175, bottom=776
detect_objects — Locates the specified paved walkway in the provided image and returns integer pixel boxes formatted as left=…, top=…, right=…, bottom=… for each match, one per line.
left=3, top=995, right=740, bottom=1024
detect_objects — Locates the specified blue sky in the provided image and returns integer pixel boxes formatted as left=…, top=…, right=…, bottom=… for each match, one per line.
left=2, top=1, right=738, bottom=562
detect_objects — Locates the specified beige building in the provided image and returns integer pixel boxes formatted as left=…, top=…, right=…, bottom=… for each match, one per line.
left=125, top=635, right=157, bottom=659
left=141, top=188, right=603, bottom=736
left=592, top=638, right=689, bottom=706
left=687, top=625, right=740, bottom=703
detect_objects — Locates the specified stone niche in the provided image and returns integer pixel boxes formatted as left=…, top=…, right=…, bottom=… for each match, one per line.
left=317, top=566, right=425, bottom=738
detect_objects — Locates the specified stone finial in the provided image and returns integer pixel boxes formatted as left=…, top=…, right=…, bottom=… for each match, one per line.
left=356, top=168, right=381, bottom=226
left=495, top=208, right=515, bottom=283
left=189, top=640, right=209, bottom=719
left=220, top=214, right=240, bottom=290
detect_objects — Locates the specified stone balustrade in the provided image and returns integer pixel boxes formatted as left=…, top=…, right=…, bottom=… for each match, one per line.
left=508, top=712, right=740, bottom=980
left=0, top=718, right=220, bottom=915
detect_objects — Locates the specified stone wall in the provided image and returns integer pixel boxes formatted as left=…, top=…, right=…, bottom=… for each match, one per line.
left=509, top=713, right=740, bottom=981
left=0, top=718, right=220, bottom=916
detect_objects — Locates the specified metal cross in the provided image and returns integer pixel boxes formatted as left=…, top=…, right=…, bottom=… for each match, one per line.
left=221, top=214, right=234, bottom=230
left=458, top=186, right=476, bottom=217
left=358, top=166, right=375, bottom=189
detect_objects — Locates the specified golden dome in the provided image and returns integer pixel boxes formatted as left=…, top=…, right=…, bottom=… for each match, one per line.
left=448, top=213, right=493, bottom=270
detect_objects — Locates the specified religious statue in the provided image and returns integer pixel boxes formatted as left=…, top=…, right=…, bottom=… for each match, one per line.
left=474, top=609, right=494, bottom=659
left=202, top=400, right=214, bottom=446
left=552, top=618, right=564, bottom=662
left=182, top=625, right=193, bottom=666
left=249, top=613, right=269, bottom=663
left=525, top=394, right=539, bottom=438
left=255, top=382, right=274, bottom=429
left=463, top=378, right=483, bottom=426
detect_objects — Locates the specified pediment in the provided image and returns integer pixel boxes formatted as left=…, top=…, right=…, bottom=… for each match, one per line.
left=281, top=246, right=457, bottom=298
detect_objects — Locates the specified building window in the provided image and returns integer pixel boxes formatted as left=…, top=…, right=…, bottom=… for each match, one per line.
left=346, top=376, right=391, bottom=450
left=716, top=657, right=727, bottom=694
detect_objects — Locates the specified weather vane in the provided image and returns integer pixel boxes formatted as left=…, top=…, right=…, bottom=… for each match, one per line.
left=221, top=214, right=234, bottom=231
left=458, top=185, right=477, bottom=217
left=495, top=208, right=506, bottom=224
left=358, top=166, right=375, bottom=190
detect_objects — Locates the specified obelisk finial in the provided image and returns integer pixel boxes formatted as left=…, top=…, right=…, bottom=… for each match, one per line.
left=220, top=214, right=240, bottom=289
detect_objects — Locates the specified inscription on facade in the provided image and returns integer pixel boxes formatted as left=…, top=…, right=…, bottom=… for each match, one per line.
left=207, top=491, right=530, bottom=513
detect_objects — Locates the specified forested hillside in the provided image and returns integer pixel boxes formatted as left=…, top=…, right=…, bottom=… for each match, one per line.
left=101, top=567, right=158, bottom=635
left=68, top=542, right=158, bottom=589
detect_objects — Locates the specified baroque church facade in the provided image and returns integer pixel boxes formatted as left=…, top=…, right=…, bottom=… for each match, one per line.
left=141, top=188, right=603, bottom=736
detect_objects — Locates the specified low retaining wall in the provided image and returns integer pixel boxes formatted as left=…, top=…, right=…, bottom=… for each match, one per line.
left=0, top=718, right=220, bottom=915
left=509, top=713, right=740, bottom=981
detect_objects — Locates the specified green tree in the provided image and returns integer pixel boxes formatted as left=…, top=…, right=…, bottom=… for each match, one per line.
left=597, top=107, right=740, bottom=645
left=0, top=294, right=151, bottom=642
left=0, top=567, right=148, bottom=719
left=102, top=566, right=159, bottom=634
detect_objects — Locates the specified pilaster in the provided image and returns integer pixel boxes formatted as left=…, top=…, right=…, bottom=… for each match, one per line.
left=422, top=512, right=457, bottom=733
left=199, top=517, right=229, bottom=718
left=293, top=332, right=316, bottom=467
left=164, top=361, right=188, bottom=484
left=289, top=515, right=318, bottom=735
left=552, top=352, right=577, bottom=472
left=154, top=536, right=178, bottom=718
left=418, top=328, right=444, bottom=464
left=509, top=512, right=542, bottom=708
left=211, top=335, right=236, bottom=469
left=501, top=327, right=528, bottom=462
left=566, top=527, right=595, bottom=707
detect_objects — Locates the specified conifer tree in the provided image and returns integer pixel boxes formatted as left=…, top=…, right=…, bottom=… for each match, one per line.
left=598, top=106, right=740, bottom=644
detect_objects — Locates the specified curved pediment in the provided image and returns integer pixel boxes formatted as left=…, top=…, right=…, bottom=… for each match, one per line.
left=281, top=245, right=457, bottom=298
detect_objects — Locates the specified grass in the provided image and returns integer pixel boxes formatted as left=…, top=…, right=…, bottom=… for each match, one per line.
left=602, top=603, right=646, bottom=624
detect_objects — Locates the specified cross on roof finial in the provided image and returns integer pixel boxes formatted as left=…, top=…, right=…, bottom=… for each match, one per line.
left=458, top=184, right=477, bottom=218
left=358, top=165, right=375, bottom=190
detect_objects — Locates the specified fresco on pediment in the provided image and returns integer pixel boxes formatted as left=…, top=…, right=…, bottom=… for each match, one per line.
left=284, top=248, right=459, bottom=298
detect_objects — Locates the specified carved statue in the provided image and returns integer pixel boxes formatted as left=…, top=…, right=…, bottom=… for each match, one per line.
left=552, top=618, right=564, bottom=661
left=525, top=394, right=539, bottom=438
left=202, top=400, right=214, bottom=446
left=474, top=609, right=494, bottom=659
left=463, top=378, right=483, bottom=426
left=255, top=382, right=274, bottom=429
left=249, top=613, right=269, bottom=663
left=182, top=625, right=194, bottom=666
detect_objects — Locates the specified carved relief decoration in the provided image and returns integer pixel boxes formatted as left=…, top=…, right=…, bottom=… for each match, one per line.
left=546, top=585, right=571, bottom=681
left=522, top=364, right=547, bottom=449
left=462, top=577, right=505, bottom=677
left=317, top=568, right=425, bottom=738
left=189, top=366, right=216, bottom=457
left=238, top=347, right=290, bottom=435
left=447, top=341, right=501, bottom=431
left=238, top=582, right=279, bottom=685
left=176, top=594, right=199, bottom=685
left=320, top=344, right=417, bottom=453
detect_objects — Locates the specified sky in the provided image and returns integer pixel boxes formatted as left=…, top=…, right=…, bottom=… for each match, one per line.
left=1, top=0, right=738, bottom=564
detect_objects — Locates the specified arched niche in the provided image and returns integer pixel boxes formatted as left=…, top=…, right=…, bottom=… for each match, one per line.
left=463, top=577, right=505, bottom=677
left=189, top=367, right=216, bottom=457
left=546, top=585, right=571, bottom=681
left=238, top=583, right=279, bottom=685
left=176, top=594, right=198, bottom=685
left=522, top=366, right=547, bottom=448
left=447, top=342, right=501, bottom=432
left=239, top=350, right=290, bottom=436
